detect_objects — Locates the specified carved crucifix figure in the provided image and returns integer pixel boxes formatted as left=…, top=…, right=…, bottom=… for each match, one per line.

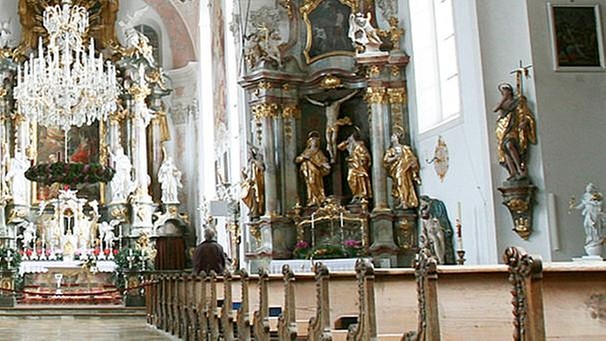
left=305, top=90, right=358, bottom=163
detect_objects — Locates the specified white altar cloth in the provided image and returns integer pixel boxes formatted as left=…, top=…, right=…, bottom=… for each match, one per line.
left=19, top=260, right=117, bottom=276
left=269, top=258, right=359, bottom=274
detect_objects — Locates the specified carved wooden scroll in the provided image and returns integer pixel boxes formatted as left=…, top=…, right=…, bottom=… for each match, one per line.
left=253, top=268, right=271, bottom=341
left=347, top=258, right=377, bottom=341
left=198, top=271, right=210, bottom=340
left=278, top=265, right=297, bottom=341
left=222, top=270, right=236, bottom=341
left=405, top=248, right=440, bottom=341
left=503, top=246, right=545, bottom=341
left=308, top=262, right=332, bottom=341
left=209, top=271, right=221, bottom=339
left=237, top=269, right=252, bottom=341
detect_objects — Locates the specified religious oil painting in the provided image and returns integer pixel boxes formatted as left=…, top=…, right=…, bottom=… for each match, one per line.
left=303, top=0, right=355, bottom=64
left=36, top=124, right=101, bottom=201
left=548, top=3, right=605, bottom=71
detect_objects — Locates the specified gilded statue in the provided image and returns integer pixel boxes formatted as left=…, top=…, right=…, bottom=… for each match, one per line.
left=492, top=82, right=536, bottom=181
left=295, top=132, right=331, bottom=206
left=241, top=145, right=265, bottom=217
left=383, top=132, right=421, bottom=209
left=338, top=133, right=372, bottom=203
left=305, top=90, right=358, bottom=164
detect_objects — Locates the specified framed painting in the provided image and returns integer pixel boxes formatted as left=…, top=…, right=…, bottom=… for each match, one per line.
left=302, top=0, right=357, bottom=64
left=35, top=123, right=102, bottom=202
left=547, top=3, right=605, bottom=71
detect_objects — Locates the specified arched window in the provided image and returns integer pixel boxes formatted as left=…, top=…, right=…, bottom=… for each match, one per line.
left=135, top=24, right=162, bottom=65
left=409, top=0, right=461, bottom=133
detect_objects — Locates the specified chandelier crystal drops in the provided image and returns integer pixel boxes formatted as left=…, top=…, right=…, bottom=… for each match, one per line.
left=14, top=0, right=118, bottom=132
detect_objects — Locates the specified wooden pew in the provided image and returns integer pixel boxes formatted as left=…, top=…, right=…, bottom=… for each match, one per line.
left=404, top=248, right=440, bottom=341
left=208, top=271, right=221, bottom=339
left=346, top=258, right=377, bottom=341
left=253, top=267, right=271, bottom=341
left=221, top=270, right=236, bottom=340
left=278, top=265, right=297, bottom=341
left=236, top=269, right=252, bottom=341
left=503, top=246, right=545, bottom=341
left=198, top=271, right=210, bottom=340
left=308, top=262, right=333, bottom=341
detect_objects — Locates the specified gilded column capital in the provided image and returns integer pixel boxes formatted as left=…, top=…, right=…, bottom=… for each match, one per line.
left=252, top=103, right=280, bottom=120
left=281, top=104, right=301, bottom=120
left=364, top=86, right=387, bottom=104
left=387, top=88, right=407, bottom=105
left=128, top=84, right=151, bottom=102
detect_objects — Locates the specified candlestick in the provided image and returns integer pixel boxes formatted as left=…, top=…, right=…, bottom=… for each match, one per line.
left=456, top=219, right=463, bottom=251
left=457, top=201, right=462, bottom=223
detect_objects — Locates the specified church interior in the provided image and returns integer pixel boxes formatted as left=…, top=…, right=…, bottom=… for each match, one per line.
left=0, top=0, right=604, bottom=339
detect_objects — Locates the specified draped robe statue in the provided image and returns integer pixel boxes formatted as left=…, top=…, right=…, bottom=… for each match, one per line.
left=295, top=133, right=331, bottom=206
left=383, top=133, right=421, bottom=209
left=338, top=134, right=372, bottom=203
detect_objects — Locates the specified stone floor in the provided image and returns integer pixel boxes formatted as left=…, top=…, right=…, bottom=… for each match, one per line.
left=0, top=318, right=175, bottom=340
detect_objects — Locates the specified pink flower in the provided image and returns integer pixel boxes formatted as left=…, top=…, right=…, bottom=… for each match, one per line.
left=343, top=239, right=361, bottom=248
left=113, top=249, right=119, bottom=255
left=295, top=240, right=309, bottom=249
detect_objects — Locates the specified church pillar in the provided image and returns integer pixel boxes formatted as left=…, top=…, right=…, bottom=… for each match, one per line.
left=252, top=102, right=280, bottom=216
left=357, top=54, right=404, bottom=267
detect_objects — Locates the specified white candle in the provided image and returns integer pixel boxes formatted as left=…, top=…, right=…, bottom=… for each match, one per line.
left=340, top=213, right=344, bottom=228
left=311, top=213, right=316, bottom=247
left=457, top=202, right=462, bottom=223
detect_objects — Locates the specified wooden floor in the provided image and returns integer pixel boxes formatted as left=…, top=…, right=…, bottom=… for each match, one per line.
left=0, top=315, right=174, bottom=341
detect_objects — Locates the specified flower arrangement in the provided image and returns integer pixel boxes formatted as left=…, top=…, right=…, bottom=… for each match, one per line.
left=25, top=162, right=115, bottom=186
left=112, top=248, right=154, bottom=290
left=0, top=247, right=22, bottom=271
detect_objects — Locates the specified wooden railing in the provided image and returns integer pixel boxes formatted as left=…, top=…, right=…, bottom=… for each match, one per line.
left=145, top=246, right=604, bottom=340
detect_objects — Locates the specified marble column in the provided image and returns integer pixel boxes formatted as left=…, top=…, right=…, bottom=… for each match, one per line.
left=365, top=86, right=390, bottom=211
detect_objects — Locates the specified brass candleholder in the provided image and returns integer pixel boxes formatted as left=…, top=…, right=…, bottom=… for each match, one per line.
left=456, top=250, right=466, bottom=265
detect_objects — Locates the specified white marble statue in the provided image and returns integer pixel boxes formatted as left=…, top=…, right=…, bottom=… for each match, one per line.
left=99, top=220, right=120, bottom=250
left=109, top=146, right=136, bottom=202
left=571, top=183, right=606, bottom=257
left=118, top=6, right=155, bottom=65
left=18, top=220, right=36, bottom=249
left=348, top=12, right=384, bottom=54
left=6, top=152, right=30, bottom=206
left=158, top=156, right=183, bottom=204
left=0, top=18, right=12, bottom=49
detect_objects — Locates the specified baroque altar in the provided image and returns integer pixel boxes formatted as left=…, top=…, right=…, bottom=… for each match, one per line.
left=0, top=0, right=192, bottom=302
left=238, top=0, right=416, bottom=269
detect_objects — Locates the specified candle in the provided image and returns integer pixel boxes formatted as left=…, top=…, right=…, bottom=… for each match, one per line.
left=311, top=212, right=316, bottom=247
left=340, top=213, right=344, bottom=228
left=457, top=201, right=462, bottom=223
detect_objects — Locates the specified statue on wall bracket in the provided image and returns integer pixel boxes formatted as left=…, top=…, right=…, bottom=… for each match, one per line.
left=493, top=61, right=538, bottom=240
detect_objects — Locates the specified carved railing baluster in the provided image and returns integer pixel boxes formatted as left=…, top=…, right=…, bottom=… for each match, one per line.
left=155, top=274, right=164, bottom=329
left=199, top=271, right=210, bottom=340
left=160, top=274, right=169, bottom=331
left=253, top=268, right=271, bottom=341
left=189, top=276, right=201, bottom=341
left=222, top=270, right=236, bottom=341
left=209, top=271, right=221, bottom=339
left=404, top=248, right=440, bottom=341
left=503, top=246, right=545, bottom=341
left=169, top=274, right=178, bottom=335
left=236, top=269, right=252, bottom=341
left=146, top=274, right=155, bottom=325
left=347, top=259, right=377, bottom=341
left=308, top=262, right=332, bottom=341
left=178, top=274, right=187, bottom=339
left=184, top=275, right=195, bottom=341
left=278, top=265, right=297, bottom=341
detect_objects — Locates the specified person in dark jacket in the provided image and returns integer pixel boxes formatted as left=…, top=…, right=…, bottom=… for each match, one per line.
left=193, top=228, right=226, bottom=275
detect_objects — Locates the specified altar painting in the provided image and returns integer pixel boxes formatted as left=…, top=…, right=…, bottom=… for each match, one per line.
left=303, top=0, right=355, bottom=63
left=36, top=124, right=101, bottom=201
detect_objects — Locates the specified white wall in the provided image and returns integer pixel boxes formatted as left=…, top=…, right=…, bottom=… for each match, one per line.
left=525, top=0, right=606, bottom=260
left=404, top=0, right=499, bottom=264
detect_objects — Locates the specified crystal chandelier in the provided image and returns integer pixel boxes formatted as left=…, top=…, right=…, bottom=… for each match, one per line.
left=14, top=0, right=118, bottom=132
